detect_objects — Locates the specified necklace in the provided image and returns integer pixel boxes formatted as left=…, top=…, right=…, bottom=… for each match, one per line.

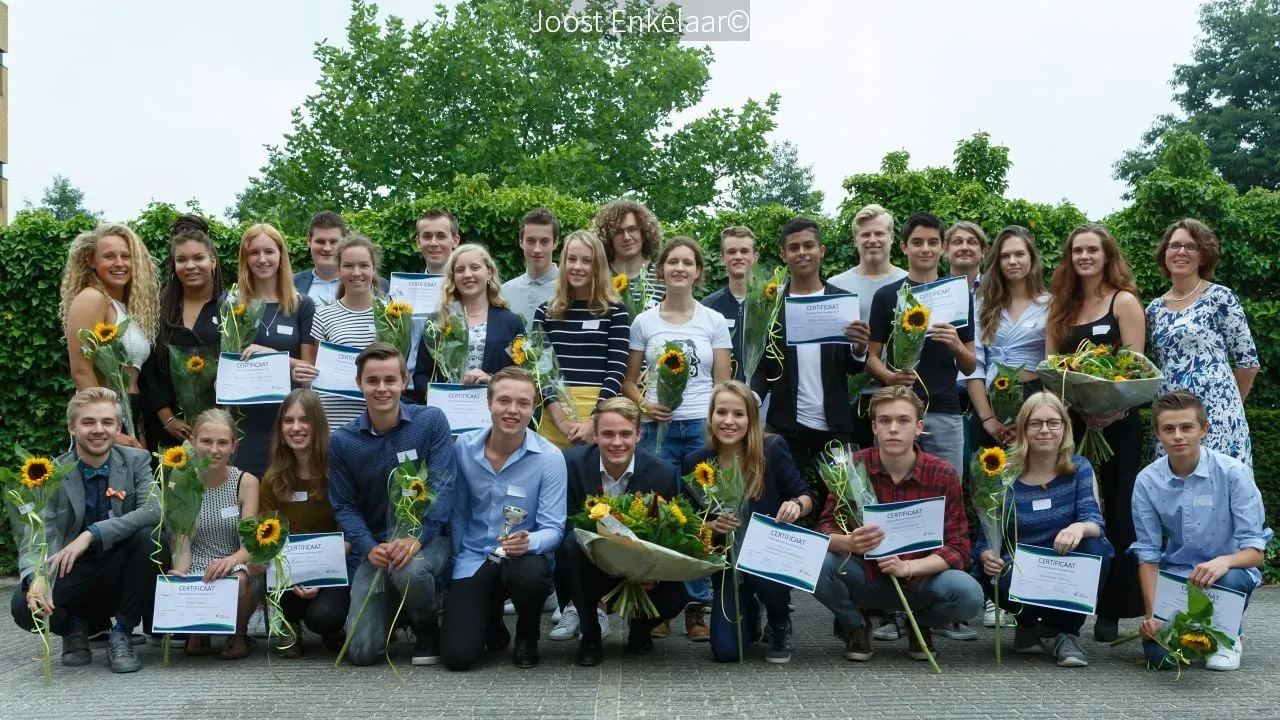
left=1165, top=279, right=1204, bottom=303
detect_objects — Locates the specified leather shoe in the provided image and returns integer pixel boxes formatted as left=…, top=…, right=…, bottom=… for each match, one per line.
left=575, top=637, right=603, bottom=666
left=512, top=637, right=539, bottom=668
left=487, top=625, right=512, bottom=653
left=625, top=633, right=654, bottom=655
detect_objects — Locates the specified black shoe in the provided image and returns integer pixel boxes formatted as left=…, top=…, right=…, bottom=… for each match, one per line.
left=321, top=630, right=345, bottom=652
left=412, top=623, right=441, bottom=666
left=512, top=637, right=539, bottom=668
left=625, top=632, right=655, bottom=655
left=486, top=624, right=512, bottom=653
left=766, top=622, right=792, bottom=664
left=1093, top=617, right=1119, bottom=643
left=575, top=636, right=603, bottom=667
left=1014, top=624, right=1047, bottom=654
left=906, top=625, right=937, bottom=662
left=107, top=630, right=142, bottom=673
left=62, top=624, right=92, bottom=667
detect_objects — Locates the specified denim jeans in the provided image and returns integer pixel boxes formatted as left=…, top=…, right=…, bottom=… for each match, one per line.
left=708, top=570, right=791, bottom=662
left=813, top=551, right=984, bottom=630
left=1142, top=567, right=1256, bottom=670
left=919, top=412, right=965, bottom=478
left=342, top=535, right=450, bottom=666
left=640, top=418, right=707, bottom=468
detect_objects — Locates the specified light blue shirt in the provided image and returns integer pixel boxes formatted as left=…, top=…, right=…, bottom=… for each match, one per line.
left=502, top=266, right=559, bottom=331
left=970, top=294, right=1049, bottom=387
left=1130, top=447, right=1272, bottom=586
left=307, top=274, right=341, bottom=306
left=451, top=427, right=567, bottom=579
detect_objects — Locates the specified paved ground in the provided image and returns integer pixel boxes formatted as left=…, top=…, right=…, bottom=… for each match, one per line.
left=1, top=575, right=1277, bottom=719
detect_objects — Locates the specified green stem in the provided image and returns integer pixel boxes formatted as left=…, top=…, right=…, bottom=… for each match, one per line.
left=994, top=583, right=1002, bottom=665
left=334, top=568, right=383, bottom=668
left=890, top=576, right=941, bottom=674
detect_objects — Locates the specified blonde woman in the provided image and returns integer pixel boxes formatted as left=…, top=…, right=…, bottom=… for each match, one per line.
left=232, top=223, right=318, bottom=476
left=531, top=230, right=630, bottom=448
left=976, top=392, right=1111, bottom=667
left=413, top=243, right=523, bottom=389
left=60, top=223, right=159, bottom=447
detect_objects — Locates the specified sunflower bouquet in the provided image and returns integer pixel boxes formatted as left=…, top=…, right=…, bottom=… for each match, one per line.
left=150, top=443, right=209, bottom=664
left=1037, top=340, right=1162, bottom=464
left=685, top=457, right=750, bottom=663
left=970, top=446, right=1017, bottom=664
left=613, top=271, right=653, bottom=322
left=423, top=307, right=469, bottom=384
left=76, top=318, right=138, bottom=437
left=571, top=491, right=721, bottom=619
left=742, top=265, right=788, bottom=382
left=168, top=346, right=217, bottom=423
left=652, top=341, right=690, bottom=454
left=508, top=331, right=576, bottom=423
left=1112, top=581, right=1234, bottom=677
left=0, top=447, right=73, bottom=686
left=219, top=283, right=265, bottom=354
left=374, top=297, right=415, bottom=358
left=988, top=362, right=1024, bottom=425
left=890, top=284, right=930, bottom=372
left=237, top=513, right=293, bottom=647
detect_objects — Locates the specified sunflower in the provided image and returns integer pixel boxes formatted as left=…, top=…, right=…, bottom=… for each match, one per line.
left=612, top=273, right=628, bottom=293
left=992, top=376, right=1011, bottom=392
left=668, top=501, right=687, bottom=525
left=186, top=355, right=206, bottom=374
left=162, top=446, right=188, bottom=470
left=763, top=282, right=779, bottom=301
left=1179, top=632, right=1213, bottom=653
left=628, top=493, right=646, bottom=518
left=589, top=502, right=610, bottom=521
left=512, top=336, right=526, bottom=354
left=407, top=479, right=427, bottom=503
left=584, top=497, right=601, bottom=512
left=902, top=305, right=930, bottom=331
left=1092, top=345, right=1110, bottom=356
left=20, top=457, right=53, bottom=489
left=92, top=322, right=119, bottom=344
left=978, top=447, right=1007, bottom=476
left=693, top=462, right=715, bottom=489
left=699, top=525, right=714, bottom=549
left=255, top=517, right=283, bottom=546
left=1113, top=375, right=1128, bottom=382
left=659, top=348, right=686, bottom=374
left=386, top=301, right=412, bottom=320
left=512, top=349, right=527, bottom=366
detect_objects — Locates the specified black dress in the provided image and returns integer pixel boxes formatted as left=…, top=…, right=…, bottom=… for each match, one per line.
left=1059, top=293, right=1144, bottom=621
left=141, top=300, right=220, bottom=454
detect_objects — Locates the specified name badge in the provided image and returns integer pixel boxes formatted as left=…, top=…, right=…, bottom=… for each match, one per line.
left=219, top=506, right=240, bottom=520
left=1092, top=324, right=1111, bottom=335
left=291, top=491, right=309, bottom=502
left=397, top=449, right=418, bottom=463
left=726, top=319, right=736, bottom=328
left=1194, top=495, right=1214, bottom=508
left=1032, top=498, right=1052, bottom=512
left=581, top=319, right=601, bottom=330
left=507, top=485, right=528, bottom=498
left=277, top=325, right=294, bottom=336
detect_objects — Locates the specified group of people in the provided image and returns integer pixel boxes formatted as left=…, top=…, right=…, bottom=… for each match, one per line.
left=16, top=199, right=1268, bottom=676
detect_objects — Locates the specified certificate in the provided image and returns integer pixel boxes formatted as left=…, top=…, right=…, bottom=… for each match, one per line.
left=784, top=293, right=859, bottom=345
left=1007, top=543, right=1104, bottom=615
left=735, top=513, right=831, bottom=593
left=152, top=576, right=239, bottom=634
left=863, top=496, right=945, bottom=559
left=389, top=273, right=444, bottom=318
left=1153, top=569, right=1247, bottom=638
left=426, top=383, right=492, bottom=434
left=908, top=275, right=970, bottom=328
left=267, top=532, right=349, bottom=590
left=215, top=351, right=291, bottom=405
left=313, top=341, right=364, bottom=399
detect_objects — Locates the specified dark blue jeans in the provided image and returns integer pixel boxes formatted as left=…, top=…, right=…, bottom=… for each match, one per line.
left=708, top=570, right=791, bottom=663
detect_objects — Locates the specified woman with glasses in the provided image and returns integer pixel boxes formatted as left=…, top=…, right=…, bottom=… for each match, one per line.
left=976, top=392, right=1112, bottom=668
left=1145, top=219, right=1258, bottom=465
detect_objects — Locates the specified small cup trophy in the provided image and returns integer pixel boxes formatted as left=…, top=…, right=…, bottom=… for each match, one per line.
left=487, top=505, right=529, bottom=564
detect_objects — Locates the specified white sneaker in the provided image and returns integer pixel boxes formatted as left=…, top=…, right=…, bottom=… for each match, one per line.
left=983, top=600, right=1017, bottom=628
left=1207, top=637, right=1242, bottom=671
left=248, top=606, right=268, bottom=638
left=552, top=606, right=562, bottom=622
left=872, top=613, right=903, bottom=641
left=549, top=605, right=580, bottom=641
left=543, top=591, right=559, bottom=613
left=597, top=608, right=611, bottom=640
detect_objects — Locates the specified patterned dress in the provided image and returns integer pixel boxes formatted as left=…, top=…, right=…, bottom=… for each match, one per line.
left=1147, top=283, right=1259, bottom=466
left=191, top=467, right=247, bottom=576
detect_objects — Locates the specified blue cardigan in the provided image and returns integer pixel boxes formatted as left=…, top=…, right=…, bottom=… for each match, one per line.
left=412, top=305, right=525, bottom=398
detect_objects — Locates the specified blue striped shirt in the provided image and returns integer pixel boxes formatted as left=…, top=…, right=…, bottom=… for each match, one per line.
left=328, top=403, right=457, bottom=573
left=532, top=300, right=631, bottom=404
left=975, top=455, right=1106, bottom=555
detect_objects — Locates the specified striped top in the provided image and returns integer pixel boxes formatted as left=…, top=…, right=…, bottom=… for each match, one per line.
left=532, top=301, right=631, bottom=405
left=310, top=300, right=377, bottom=432
left=616, top=263, right=666, bottom=310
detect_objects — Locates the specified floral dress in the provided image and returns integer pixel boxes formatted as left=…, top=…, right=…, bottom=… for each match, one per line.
left=1146, top=283, right=1259, bottom=465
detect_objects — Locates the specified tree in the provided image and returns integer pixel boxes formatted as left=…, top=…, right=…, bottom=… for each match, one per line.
left=1114, top=0, right=1280, bottom=195
left=231, top=0, right=779, bottom=232
left=732, top=141, right=824, bottom=215
left=25, top=174, right=98, bottom=221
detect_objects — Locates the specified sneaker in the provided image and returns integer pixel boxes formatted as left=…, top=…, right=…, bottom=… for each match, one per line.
left=549, top=605, right=580, bottom=641
left=936, top=622, right=977, bottom=641
left=247, top=606, right=268, bottom=639
left=552, top=606, right=562, bottom=623
left=543, top=592, right=559, bottom=613
left=766, top=622, right=792, bottom=664
left=1092, top=617, right=1119, bottom=643
left=597, top=608, right=611, bottom=640
left=983, top=600, right=1017, bottom=628
left=411, top=624, right=441, bottom=666
left=872, top=612, right=903, bottom=641
left=1053, top=632, right=1088, bottom=667
left=278, top=632, right=304, bottom=659
left=62, top=624, right=93, bottom=667
left=107, top=630, right=142, bottom=673
left=906, top=625, right=937, bottom=661
left=1014, top=624, right=1047, bottom=654
left=843, top=625, right=873, bottom=662
left=650, top=620, right=670, bottom=639
left=503, top=600, right=517, bottom=616
left=684, top=604, right=710, bottom=642
left=1207, top=637, right=1242, bottom=671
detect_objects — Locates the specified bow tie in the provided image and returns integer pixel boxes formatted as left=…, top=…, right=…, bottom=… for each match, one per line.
left=81, top=464, right=110, bottom=479
left=105, top=488, right=127, bottom=501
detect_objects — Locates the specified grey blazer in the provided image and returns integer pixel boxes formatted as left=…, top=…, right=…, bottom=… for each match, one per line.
left=17, top=445, right=159, bottom=581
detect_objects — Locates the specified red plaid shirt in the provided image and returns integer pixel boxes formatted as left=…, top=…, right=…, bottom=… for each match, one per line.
left=817, top=447, right=970, bottom=585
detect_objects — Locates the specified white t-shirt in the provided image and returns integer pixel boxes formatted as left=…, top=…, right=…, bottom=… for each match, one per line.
left=629, top=304, right=732, bottom=422
left=790, top=288, right=828, bottom=431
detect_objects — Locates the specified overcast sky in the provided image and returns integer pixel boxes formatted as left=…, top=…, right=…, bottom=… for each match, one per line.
left=11, top=0, right=1204, bottom=223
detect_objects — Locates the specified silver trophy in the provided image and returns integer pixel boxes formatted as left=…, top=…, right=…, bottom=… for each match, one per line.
left=487, top=505, right=529, bottom=563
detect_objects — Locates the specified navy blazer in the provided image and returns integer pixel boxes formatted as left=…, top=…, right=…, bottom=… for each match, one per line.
left=701, top=287, right=746, bottom=382
left=681, top=435, right=811, bottom=520
left=562, top=444, right=678, bottom=516
left=749, top=281, right=864, bottom=435
left=412, top=305, right=525, bottom=397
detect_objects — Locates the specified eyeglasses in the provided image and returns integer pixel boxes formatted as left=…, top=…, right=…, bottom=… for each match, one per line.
left=1026, top=419, right=1065, bottom=432
left=1167, top=242, right=1200, bottom=256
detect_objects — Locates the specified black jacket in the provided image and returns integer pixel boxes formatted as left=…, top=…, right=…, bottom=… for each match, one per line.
left=411, top=305, right=525, bottom=401
left=701, top=287, right=746, bottom=382
left=562, top=444, right=679, bottom=516
left=681, top=435, right=812, bottom=520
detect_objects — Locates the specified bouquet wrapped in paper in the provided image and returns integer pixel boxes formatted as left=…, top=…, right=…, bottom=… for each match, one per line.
left=571, top=492, right=723, bottom=619
left=652, top=341, right=690, bottom=454
left=77, top=319, right=138, bottom=437
left=613, top=271, right=653, bottom=322
left=374, top=297, right=415, bottom=358
left=168, top=346, right=216, bottom=423
left=509, top=331, right=577, bottom=422
left=423, top=307, right=469, bottom=384
left=237, top=513, right=293, bottom=648
left=987, top=362, right=1024, bottom=425
left=219, top=283, right=265, bottom=354
left=1037, top=340, right=1162, bottom=463
left=969, top=446, right=1016, bottom=663
left=0, top=447, right=73, bottom=685
left=890, top=284, right=929, bottom=371
left=150, top=443, right=210, bottom=663
left=1113, top=580, right=1235, bottom=677
left=741, top=265, right=787, bottom=381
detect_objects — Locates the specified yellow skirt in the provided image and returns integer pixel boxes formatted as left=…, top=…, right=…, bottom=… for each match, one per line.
left=538, top=386, right=602, bottom=450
